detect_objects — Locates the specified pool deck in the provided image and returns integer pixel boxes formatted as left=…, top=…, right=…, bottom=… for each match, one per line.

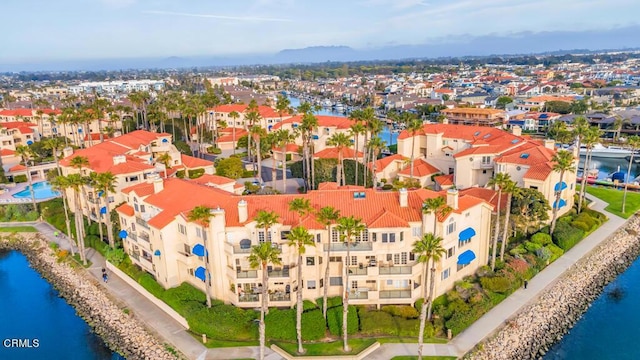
left=0, top=179, right=61, bottom=204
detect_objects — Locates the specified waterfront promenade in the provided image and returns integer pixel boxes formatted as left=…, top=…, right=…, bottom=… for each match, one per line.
left=1, top=194, right=626, bottom=359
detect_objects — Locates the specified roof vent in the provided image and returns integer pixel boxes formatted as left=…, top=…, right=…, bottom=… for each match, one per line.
left=520, top=153, right=530, bottom=159
left=353, top=191, right=366, bottom=199
left=511, top=139, right=520, bottom=144
left=473, top=131, right=481, bottom=136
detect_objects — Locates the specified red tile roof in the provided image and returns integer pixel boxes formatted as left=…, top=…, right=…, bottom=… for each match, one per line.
left=398, top=159, right=440, bottom=177
left=0, top=109, right=33, bottom=117
left=181, top=154, right=213, bottom=169
left=217, top=128, right=248, bottom=143
left=116, top=204, right=135, bottom=216
left=272, top=115, right=356, bottom=131
left=190, top=174, right=235, bottom=186
left=523, top=163, right=554, bottom=181
left=9, top=164, right=26, bottom=171
left=211, top=104, right=285, bottom=118
left=122, top=182, right=155, bottom=197
left=434, top=174, right=454, bottom=186
left=314, top=147, right=364, bottom=159
left=459, top=187, right=506, bottom=211
left=368, top=154, right=407, bottom=171
left=0, top=149, right=15, bottom=156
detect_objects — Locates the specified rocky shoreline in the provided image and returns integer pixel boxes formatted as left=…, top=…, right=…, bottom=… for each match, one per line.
left=465, top=214, right=640, bottom=360
left=0, top=233, right=177, bottom=360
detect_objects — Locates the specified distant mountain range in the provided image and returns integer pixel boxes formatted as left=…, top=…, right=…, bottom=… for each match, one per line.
left=3, top=25, right=640, bottom=72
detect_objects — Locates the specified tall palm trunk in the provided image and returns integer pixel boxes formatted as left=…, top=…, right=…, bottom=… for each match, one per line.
left=171, top=118, right=176, bottom=139
left=499, top=193, right=513, bottom=260
left=417, top=260, right=429, bottom=360
left=256, top=137, right=263, bottom=182
left=61, top=191, right=75, bottom=256
left=354, top=136, right=359, bottom=186
left=259, top=261, right=269, bottom=360
left=323, top=225, right=332, bottom=320
left=281, top=144, right=287, bottom=193
left=103, top=193, right=114, bottom=248
left=578, top=149, right=592, bottom=213
left=24, top=163, right=37, bottom=212
left=410, top=135, right=416, bottom=180
left=97, top=193, right=104, bottom=247
left=232, top=127, right=237, bottom=155
left=311, top=143, right=316, bottom=190
left=296, top=253, right=304, bottom=354
left=490, top=191, right=502, bottom=271
left=622, top=152, right=635, bottom=213
left=62, top=122, right=69, bottom=146
left=343, top=246, right=351, bottom=352
left=74, top=191, right=87, bottom=265
left=550, top=172, right=566, bottom=234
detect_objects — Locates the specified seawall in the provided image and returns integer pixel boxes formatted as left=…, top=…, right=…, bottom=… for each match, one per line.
left=465, top=214, right=640, bottom=360
left=0, top=233, right=177, bottom=360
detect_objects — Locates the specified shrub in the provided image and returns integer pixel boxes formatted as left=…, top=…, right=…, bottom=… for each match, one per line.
left=506, top=258, right=529, bottom=277
left=552, top=221, right=584, bottom=251
left=479, top=275, right=513, bottom=294
left=546, top=244, right=564, bottom=262
left=265, top=308, right=296, bottom=341
left=301, top=309, right=325, bottom=340
left=524, top=241, right=542, bottom=253
left=13, top=174, right=28, bottom=183
left=317, top=296, right=342, bottom=312
left=535, top=247, right=552, bottom=261
left=571, top=220, right=590, bottom=232
left=176, top=170, right=186, bottom=179
left=509, top=245, right=527, bottom=256
left=138, top=273, right=165, bottom=299
left=358, top=308, right=423, bottom=337
left=582, top=208, right=607, bottom=222
left=327, top=305, right=358, bottom=336
left=382, top=184, right=393, bottom=190
left=381, top=305, right=420, bottom=319
left=188, top=168, right=205, bottom=179
left=189, top=304, right=257, bottom=341
left=531, top=232, right=552, bottom=246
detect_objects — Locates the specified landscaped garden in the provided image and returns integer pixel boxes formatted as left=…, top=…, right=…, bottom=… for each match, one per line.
left=583, top=185, right=640, bottom=218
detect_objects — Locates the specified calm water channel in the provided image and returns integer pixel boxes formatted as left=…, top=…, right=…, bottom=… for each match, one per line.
left=0, top=250, right=121, bottom=360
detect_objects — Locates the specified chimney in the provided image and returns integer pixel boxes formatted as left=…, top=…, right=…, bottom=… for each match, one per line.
left=544, top=139, right=555, bottom=150
left=446, top=189, right=459, bottom=210
left=442, top=118, right=449, bottom=125
left=113, top=155, right=126, bottom=165
left=399, top=188, right=408, bottom=207
left=62, top=147, right=73, bottom=158
left=238, top=200, right=248, bottom=223
left=512, top=126, right=522, bottom=137
left=153, top=176, right=163, bottom=194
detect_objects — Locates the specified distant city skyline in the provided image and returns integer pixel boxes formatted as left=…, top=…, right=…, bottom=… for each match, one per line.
left=3, top=0, right=639, bottom=63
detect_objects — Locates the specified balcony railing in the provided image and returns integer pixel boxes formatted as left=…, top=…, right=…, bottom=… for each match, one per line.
left=139, top=232, right=150, bottom=242
left=239, top=294, right=259, bottom=302
left=379, top=290, right=412, bottom=299
left=349, top=291, right=369, bottom=300
left=233, top=245, right=252, bottom=254
left=136, top=217, right=150, bottom=230
left=379, top=266, right=412, bottom=275
left=268, top=268, right=290, bottom=277
left=128, top=232, right=138, bottom=242
left=269, top=292, right=291, bottom=302
left=347, top=267, right=368, bottom=276
left=236, top=270, right=258, bottom=279
left=323, top=242, right=373, bottom=252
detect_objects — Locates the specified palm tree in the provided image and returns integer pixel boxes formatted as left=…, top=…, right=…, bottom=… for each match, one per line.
left=156, top=153, right=172, bottom=178
left=15, top=145, right=37, bottom=212
left=255, top=210, right=279, bottom=244
left=349, top=121, right=366, bottom=186
left=286, top=226, right=315, bottom=354
left=422, top=196, right=450, bottom=235
left=413, top=233, right=445, bottom=360
left=187, top=205, right=216, bottom=308
left=276, top=129, right=296, bottom=192
left=499, top=179, right=517, bottom=260
left=229, top=111, right=240, bottom=155
left=335, top=216, right=366, bottom=352
left=248, top=242, right=282, bottom=360
left=316, top=206, right=340, bottom=320
left=327, top=132, right=352, bottom=186
left=50, top=175, right=75, bottom=256
left=67, top=173, right=88, bottom=265
left=42, top=137, right=65, bottom=176
left=88, top=172, right=105, bottom=248
left=300, top=112, right=318, bottom=190
left=96, top=172, right=117, bottom=249
left=572, top=116, right=589, bottom=152
left=488, top=172, right=510, bottom=271
left=367, top=136, right=386, bottom=187
left=578, top=127, right=600, bottom=213
left=404, top=115, right=423, bottom=181
left=275, top=95, right=291, bottom=123
left=70, top=155, right=91, bottom=223
left=622, top=136, right=640, bottom=214
left=362, top=108, right=380, bottom=187
left=549, top=150, right=576, bottom=234
left=251, top=126, right=267, bottom=182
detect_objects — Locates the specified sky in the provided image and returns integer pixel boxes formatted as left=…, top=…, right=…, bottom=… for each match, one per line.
left=2, top=0, right=640, bottom=62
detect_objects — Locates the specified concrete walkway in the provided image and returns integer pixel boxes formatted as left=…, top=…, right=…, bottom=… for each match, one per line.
left=1, top=194, right=627, bottom=360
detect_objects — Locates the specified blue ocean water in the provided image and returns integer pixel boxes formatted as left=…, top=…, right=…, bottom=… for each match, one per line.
left=0, top=250, right=121, bottom=360
left=545, top=254, right=640, bottom=360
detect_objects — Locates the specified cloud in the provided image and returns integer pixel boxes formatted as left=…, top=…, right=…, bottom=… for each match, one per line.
left=143, top=10, right=294, bottom=22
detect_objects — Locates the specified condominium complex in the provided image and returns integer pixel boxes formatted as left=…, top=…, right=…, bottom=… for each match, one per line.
left=116, top=178, right=493, bottom=308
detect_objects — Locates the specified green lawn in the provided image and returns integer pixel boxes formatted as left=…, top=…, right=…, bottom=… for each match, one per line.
left=274, top=339, right=376, bottom=356
left=377, top=337, right=448, bottom=344
left=584, top=186, right=640, bottom=218
left=196, top=333, right=259, bottom=348
left=0, top=226, right=37, bottom=232
left=391, top=356, right=457, bottom=360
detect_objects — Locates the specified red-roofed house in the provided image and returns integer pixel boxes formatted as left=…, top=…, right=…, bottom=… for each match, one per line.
left=397, top=158, right=441, bottom=187
left=117, top=177, right=493, bottom=309
left=271, top=115, right=367, bottom=153
left=368, top=154, right=407, bottom=184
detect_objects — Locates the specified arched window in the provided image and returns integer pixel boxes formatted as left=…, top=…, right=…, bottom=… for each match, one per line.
left=446, top=218, right=456, bottom=235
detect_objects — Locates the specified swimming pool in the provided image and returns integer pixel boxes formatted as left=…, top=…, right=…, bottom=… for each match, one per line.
left=12, top=181, right=60, bottom=200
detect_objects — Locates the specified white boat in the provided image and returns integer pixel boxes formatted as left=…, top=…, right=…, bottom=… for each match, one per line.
left=579, top=144, right=633, bottom=159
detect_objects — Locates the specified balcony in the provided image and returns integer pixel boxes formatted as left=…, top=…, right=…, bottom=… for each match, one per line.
left=136, top=217, right=150, bottom=230
left=323, top=242, right=373, bottom=252
left=347, top=266, right=368, bottom=276
left=349, top=291, right=369, bottom=300
left=128, top=232, right=138, bottom=242
left=480, top=162, right=493, bottom=169
left=139, top=231, right=150, bottom=242
left=379, top=266, right=413, bottom=275
left=236, top=269, right=258, bottom=279
left=239, top=293, right=259, bottom=302
left=379, top=290, right=412, bottom=299
left=177, top=252, right=199, bottom=267
left=269, top=292, right=291, bottom=302
left=233, top=245, right=252, bottom=254
left=268, top=267, right=290, bottom=278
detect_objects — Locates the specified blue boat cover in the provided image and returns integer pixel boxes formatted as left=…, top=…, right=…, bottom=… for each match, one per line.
left=192, top=244, right=206, bottom=256
left=553, top=199, right=567, bottom=209
left=194, top=266, right=206, bottom=281
left=554, top=181, right=568, bottom=191
left=459, top=227, right=476, bottom=241
left=457, top=250, right=476, bottom=265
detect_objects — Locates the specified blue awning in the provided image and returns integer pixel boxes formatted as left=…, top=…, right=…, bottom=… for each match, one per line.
left=553, top=199, right=567, bottom=209
left=554, top=181, right=568, bottom=192
left=162, top=138, right=168, bottom=143
left=194, top=266, right=206, bottom=281
left=508, top=120, right=525, bottom=126
left=192, top=244, right=206, bottom=256
left=459, top=227, right=476, bottom=241
left=153, top=250, right=161, bottom=256
left=119, top=230, right=128, bottom=239
left=457, top=250, right=476, bottom=265
left=312, top=135, right=319, bottom=140
left=27, top=140, right=33, bottom=145
left=100, top=206, right=107, bottom=214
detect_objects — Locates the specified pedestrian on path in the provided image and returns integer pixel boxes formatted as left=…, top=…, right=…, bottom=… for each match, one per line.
left=524, top=280, right=528, bottom=289
left=103, top=272, right=108, bottom=283
left=54, top=231, right=59, bottom=238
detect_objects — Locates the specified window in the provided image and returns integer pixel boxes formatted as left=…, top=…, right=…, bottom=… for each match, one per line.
left=258, top=231, right=271, bottom=243
left=330, top=277, right=343, bottom=286
left=441, top=268, right=450, bottom=280
left=316, top=233, right=321, bottom=243
left=409, top=252, right=415, bottom=261
left=386, top=279, right=393, bottom=285
left=393, top=253, right=400, bottom=265
left=482, top=156, right=491, bottom=164
left=447, top=247, right=455, bottom=259
left=134, top=203, right=139, bottom=212
left=331, top=229, right=339, bottom=242
left=306, top=257, right=315, bottom=266
left=355, top=229, right=369, bottom=242
left=457, top=263, right=470, bottom=271
left=307, top=280, right=316, bottom=289
left=400, top=232, right=404, bottom=242
left=140, top=205, right=146, bottom=213
left=351, top=281, right=358, bottom=289
left=346, top=256, right=357, bottom=266
left=319, top=279, right=324, bottom=288
left=382, top=233, right=396, bottom=243
left=183, top=243, right=191, bottom=255
left=196, top=227, right=202, bottom=238
left=329, top=256, right=342, bottom=262
left=459, top=237, right=471, bottom=247
left=401, top=252, right=408, bottom=265
left=530, top=186, right=538, bottom=190
left=178, top=224, right=186, bottom=235
left=280, top=231, right=290, bottom=239
left=412, top=227, right=422, bottom=237
left=446, top=219, right=456, bottom=235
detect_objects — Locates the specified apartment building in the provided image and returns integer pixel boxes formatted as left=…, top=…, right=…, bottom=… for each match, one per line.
left=517, top=95, right=576, bottom=112
left=115, top=179, right=493, bottom=309
left=208, top=104, right=287, bottom=131
left=440, top=108, right=507, bottom=127
left=60, top=130, right=215, bottom=219
left=396, top=124, right=576, bottom=218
